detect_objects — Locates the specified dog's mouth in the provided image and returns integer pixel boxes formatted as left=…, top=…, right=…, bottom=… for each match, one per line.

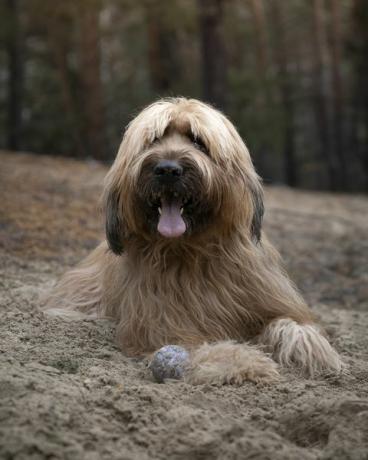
left=149, top=191, right=193, bottom=238
left=157, top=197, right=185, bottom=238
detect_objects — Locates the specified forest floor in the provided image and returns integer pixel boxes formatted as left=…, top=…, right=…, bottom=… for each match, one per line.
left=1, top=150, right=368, bottom=460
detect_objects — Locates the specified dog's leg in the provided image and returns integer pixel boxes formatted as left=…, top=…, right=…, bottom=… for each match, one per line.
left=258, top=318, right=343, bottom=376
left=241, top=239, right=343, bottom=376
left=184, top=341, right=279, bottom=385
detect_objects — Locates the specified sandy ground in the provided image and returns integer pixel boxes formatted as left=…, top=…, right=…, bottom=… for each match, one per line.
left=1, top=150, right=368, bottom=460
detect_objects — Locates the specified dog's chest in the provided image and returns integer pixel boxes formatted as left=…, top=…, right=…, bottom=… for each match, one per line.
left=120, top=258, right=256, bottom=346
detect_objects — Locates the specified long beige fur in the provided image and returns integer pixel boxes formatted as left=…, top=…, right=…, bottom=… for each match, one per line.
left=44, top=97, right=342, bottom=384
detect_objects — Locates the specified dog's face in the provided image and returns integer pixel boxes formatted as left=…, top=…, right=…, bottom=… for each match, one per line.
left=136, top=131, right=217, bottom=239
left=104, top=98, right=264, bottom=254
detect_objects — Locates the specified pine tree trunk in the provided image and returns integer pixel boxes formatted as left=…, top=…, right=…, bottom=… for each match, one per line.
left=270, top=0, right=298, bottom=187
left=329, top=0, right=347, bottom=189
left=145, top=1, right=180, bottom=94
left=46, top=7, right=85, bottom=157
left=249, top=0, right=268, bottom=75
left=77, top=2, right=106, bottom=160
left=351, top=0, right=368, bottom=191
left=248, top=0, right=271, bottom=180
left=311, top=0, right=338, bottom=190
left=6, top=0, right=23, bottom=151
left=198, top=0, right=227, bottom=110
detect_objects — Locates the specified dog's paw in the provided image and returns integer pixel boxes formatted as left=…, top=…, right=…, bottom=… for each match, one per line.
left=185, top=341, right=279, bottom=385
left=260, top=318, right=344, bottom=377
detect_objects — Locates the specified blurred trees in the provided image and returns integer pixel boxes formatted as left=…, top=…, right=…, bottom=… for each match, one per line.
left=350, top=0, right=368, bottom=190
left=0, top=0, right=367, bottom=192
left=77, top=0, right=106, bottom=159
left=5, top=0, right=23, bottom=151
left=329, top=0, right=346, bottom=190
left=198, top=0, right=228, bottom=109
left=269, top=0, right=298, bottom=187
left=45, top=2, right=85, bottom=156
left=145, top=1, right=181, bottom=94
left=311, top=0, right=336, bottom=190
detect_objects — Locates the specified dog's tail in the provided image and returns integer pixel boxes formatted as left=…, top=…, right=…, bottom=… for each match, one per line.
left=41, top=242, right=109, bottom=320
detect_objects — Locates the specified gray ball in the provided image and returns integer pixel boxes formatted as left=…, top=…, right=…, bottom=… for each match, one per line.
left=150, top=345, right=190, bottom=383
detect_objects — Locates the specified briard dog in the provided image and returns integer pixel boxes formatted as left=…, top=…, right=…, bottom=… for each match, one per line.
left=45, top=98, right=342, bottom=384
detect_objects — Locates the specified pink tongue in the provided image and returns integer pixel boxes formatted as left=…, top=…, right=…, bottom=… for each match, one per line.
left=158, top=199, right=186, bottom=238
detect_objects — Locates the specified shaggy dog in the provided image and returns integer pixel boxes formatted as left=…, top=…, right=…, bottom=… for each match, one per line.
left=45, top=97, right=342, bottom=384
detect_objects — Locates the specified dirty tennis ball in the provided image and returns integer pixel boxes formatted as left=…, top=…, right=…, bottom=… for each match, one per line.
left=150, top=345, right=190, bottom=383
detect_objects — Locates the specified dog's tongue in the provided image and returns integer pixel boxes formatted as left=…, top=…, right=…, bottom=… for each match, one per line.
left=158, top=199, right=186, bottom=238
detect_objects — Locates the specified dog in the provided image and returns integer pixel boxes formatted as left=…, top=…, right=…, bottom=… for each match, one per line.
left=44, top=97, right=342, bottom=384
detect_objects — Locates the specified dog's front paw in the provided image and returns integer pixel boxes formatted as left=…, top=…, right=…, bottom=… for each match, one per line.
left=260, top=318, right=343, bottom=376
left=185, top=341, right=279, bottom=385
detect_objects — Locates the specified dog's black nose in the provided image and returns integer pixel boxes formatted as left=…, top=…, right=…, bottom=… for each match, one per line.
left=154, top=160, right=183, bottom=177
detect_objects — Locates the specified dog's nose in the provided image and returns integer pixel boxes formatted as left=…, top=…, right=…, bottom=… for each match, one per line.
left=154, top=160, right=183, bottom=177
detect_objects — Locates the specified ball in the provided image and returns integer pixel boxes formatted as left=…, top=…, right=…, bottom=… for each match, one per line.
left=149, top=345, right=190, bottom=383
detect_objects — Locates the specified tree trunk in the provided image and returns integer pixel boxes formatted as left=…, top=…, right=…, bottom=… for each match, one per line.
left=350, top=0, right=368, bottom=191
left=328, top=0, right=347, bottom=189
left=311, top=0, right=338, bottom=190
left=269, top=0, right=298, bottom=187
left=46, top=6, right=85, bottom=157
left=249, top=0, right=268, bottom=76
left=145, top=1, right=180, bottom=94
left=248, top=0, right=271, bottom=180
left=6, top=0, right=23, bottom=151
left=77, top=2, right=106, bottom=161
left=198, top=0, right=227, bottom=110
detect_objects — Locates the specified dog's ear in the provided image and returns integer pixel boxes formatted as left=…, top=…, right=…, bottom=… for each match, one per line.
left=250, top=183, right=264, bottom=243
left=105, top=188, right=126, bottom=255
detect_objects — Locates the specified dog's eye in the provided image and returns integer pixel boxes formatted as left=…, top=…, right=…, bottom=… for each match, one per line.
left=193, top=139, right=208, bottom=154
left=187, top=133, right=208, bottom=155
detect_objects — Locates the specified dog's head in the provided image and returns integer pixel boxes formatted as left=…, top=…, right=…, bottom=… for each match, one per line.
left=104, top=98, right=264, bottom=254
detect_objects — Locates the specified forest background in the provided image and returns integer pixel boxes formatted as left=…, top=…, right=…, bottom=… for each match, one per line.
left=1, top=0, right=368, bottom=192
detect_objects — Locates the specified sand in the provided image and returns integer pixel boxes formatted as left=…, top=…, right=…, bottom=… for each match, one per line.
left=0, top=151, right=367, bottom=460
